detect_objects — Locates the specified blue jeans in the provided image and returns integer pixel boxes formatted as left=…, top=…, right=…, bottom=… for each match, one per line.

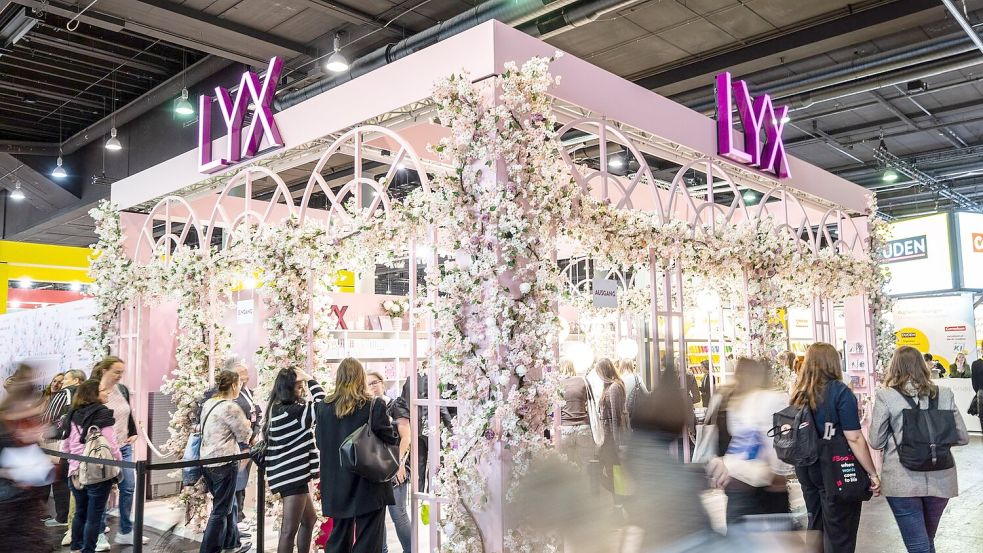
left=70, top=479, right=114, bottom=553
left=200, top=463, right=240, bottom=553
left=886, top=496, right=949, bottom=553
left=383, top=481, right=411, bottom=553
left=101, top=443, right=134, bottom=534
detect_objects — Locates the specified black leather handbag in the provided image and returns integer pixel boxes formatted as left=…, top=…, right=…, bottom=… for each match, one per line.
left=340, top=398, right=399, bottom=483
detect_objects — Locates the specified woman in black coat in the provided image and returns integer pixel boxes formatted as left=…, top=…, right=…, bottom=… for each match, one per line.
left=315, top=358, right=398, bottom=553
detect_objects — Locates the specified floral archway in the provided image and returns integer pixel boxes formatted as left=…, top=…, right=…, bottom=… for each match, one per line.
left=86, top=55, right=892, bottom=551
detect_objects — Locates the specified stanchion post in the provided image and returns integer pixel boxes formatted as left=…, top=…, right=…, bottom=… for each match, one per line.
left=256, top=465, right=265, bottom=553
left=134, top=460, right=147, bottom=553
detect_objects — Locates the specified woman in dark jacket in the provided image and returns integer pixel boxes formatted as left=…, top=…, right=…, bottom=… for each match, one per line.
left=315, top=358, right=398, bottom=553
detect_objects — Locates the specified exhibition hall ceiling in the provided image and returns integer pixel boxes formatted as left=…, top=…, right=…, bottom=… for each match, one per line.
left=0, top=0, right=981, bottom=246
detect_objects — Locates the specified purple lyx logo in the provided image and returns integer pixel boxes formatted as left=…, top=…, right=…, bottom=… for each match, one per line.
left=198, top=57, right=284, bottom=174
left=715, top=72, right=791, bottom=179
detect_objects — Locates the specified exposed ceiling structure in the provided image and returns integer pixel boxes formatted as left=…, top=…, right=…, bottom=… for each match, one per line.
left=0, top=0, right=981, bottom=247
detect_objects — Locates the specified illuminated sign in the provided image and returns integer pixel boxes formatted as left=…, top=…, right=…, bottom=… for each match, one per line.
left=198, top=57, right=284, bottom=174
left=715, top=72, right=791, bottom=179
left=881, top=235, right=928, bottom=263
left=973, top=233, right=983, bottom=253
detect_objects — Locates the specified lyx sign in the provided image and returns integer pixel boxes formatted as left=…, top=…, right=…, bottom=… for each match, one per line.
left=715, top=72, right=791, bottom=179
left=198, top=57, right=284, bottom=174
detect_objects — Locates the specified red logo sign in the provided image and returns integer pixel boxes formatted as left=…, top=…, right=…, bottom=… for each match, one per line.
left=973, top=233, right=983, bottom=252
left=945, top=325, right=966, bottom=332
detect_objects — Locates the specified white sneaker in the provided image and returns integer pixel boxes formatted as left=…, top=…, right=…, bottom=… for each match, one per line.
left=61, top=530, right=71, bottom=546
left=106, top=508, right=120, bottom=517
left=115, top=531, right=133, bottom=545
left=95, top=534, right=110, bottom=552
left=237, top=521, right=253, bottom=532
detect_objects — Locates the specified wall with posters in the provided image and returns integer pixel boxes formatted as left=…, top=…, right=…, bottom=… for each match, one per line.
left=0, top=299, right=97, bottom=389
left=883, top=213, right=954, bottom=295
left=892, top=293, right=976, bottom=368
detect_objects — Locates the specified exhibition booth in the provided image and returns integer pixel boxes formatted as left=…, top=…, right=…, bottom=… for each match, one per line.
left=882, top=211, right=983, bottom=432
left=89, top=22, right=887, bottom=551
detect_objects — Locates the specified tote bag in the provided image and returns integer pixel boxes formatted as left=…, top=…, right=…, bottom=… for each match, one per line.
left=340, top=398, right=399, bottom=483
left=818, top=391, right=872, bottom=504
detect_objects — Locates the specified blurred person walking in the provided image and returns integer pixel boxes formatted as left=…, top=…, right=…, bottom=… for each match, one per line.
left=63, top=379, right=121, bottom=553
left=791, top=342, right=880, bottom=553
left=41, top=369, right=86, bottom=532
left=91, top=356, right=145, bottom=547
left=559, top=360, right=594, bottom=468
left=618, top=359, right=649, bottom=417
left=199, top=370, right=252, bottom=553
left=0, top=364, right=51, bottom=553
left=368, top=371, right=412, bottom=553
left=265, top=367, right=324, bottom=553
left=870, top=346, right=969, bottom=553
left=595, top=358, right=630, bottom=507
left=702, top=357, right=792, bottom=526
left=315, top=358, right=398, bottom=553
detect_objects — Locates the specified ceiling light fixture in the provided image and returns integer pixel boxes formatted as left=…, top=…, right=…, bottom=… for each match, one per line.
left=105, top=127, right=122, bottom=150
left=69, top=281, right=82, bottom=292
left=10, top=181, right=25, bottom=201
left=18, top=277, right=32, bottom=289
left=52, top=155, right=67, bottom=178
left=326, top=33, right=350, bottom=73
left=882, top=169, right=899, bottom=182
left=607, top=156, right=624, bottom=169
left=175, top=88, right=194, bottom=115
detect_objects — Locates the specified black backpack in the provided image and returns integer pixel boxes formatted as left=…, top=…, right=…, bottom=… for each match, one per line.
left=891, top=388, right=959, bottom=472
left=768, top=403, right=819, bottom=466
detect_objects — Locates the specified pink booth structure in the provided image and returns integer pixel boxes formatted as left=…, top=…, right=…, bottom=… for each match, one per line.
left=104, top=21, right=885, bottom=552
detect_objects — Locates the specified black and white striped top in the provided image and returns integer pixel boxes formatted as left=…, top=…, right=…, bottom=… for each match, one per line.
left=266, top=380, right=326, bottom=494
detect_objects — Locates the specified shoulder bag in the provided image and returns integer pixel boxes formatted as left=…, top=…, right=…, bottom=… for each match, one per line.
left=818, top=387, right=872, bottom=504
left=249, top=404, right=274, bottom=469
left=181, top=400, right=226, bottom=485
left=340, top=398, right=399, bottom=483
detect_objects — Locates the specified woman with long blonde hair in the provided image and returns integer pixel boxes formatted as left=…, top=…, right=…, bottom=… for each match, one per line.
left=870, top=346, right=968, bottom=553
left=314, top=359, right=398, bottom=553
left=791, top=342, right=879, bottom=553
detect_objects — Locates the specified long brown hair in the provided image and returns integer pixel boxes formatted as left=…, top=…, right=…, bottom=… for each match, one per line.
left=791, top=342, right=842, bottom=409
left=884, top=346, right=938, bottom=398
left=733, top=357, right=770, bottom=395
left=91, top=356, right=124, bottom=382
left=327, top=358, right=372, bottom=418
left=595, top=358, right=622, bottom=386
left=73, top=379, right=102, bottom=410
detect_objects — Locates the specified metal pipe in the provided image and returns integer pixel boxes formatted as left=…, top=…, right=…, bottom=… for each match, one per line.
left=0, top=55, right=232, bottom=155
left=685, top=31, right=978, bottom=112
left=275, top=0, right=586, bottom=110
left=517, top=0, right=643, bottom=39
left=941, top=0, right=983, bottom=54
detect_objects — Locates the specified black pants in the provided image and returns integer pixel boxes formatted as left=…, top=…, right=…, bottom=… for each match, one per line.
left=326, top=508, right=386, bottom=553
left=52, top=458, right=71, bottom=523
left=200, top=463, right=240, bottom=553
left=725, top=485, right=790, bottom=526
left=796, top=462, right=862, bottom=553
left=417, top=435, right=428, bottom=493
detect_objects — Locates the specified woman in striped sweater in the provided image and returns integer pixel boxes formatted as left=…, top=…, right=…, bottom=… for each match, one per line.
left=265, top=367, right=325, bottom=553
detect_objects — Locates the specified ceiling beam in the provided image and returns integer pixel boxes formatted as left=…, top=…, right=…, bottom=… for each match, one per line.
left=632, top=0, right=940, bottom=91
left=26, top=34, right=169, bottom=75
left=8, top=0, right=281, bottom=66
left=123, top=0, right=310, bottom=59
left=300, top=0, right=414, bottom=37
left=0, top=81, right=103, bottom=110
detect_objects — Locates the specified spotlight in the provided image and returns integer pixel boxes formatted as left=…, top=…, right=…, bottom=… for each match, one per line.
left=69, top=281, right=82, bottom=292
left=18, top=277, right=32, bottom=289
left=241, top=276, right=258, bottom=290
left=607, top=156, right=624, bottom=169
left=882, top=169, right=899, bottom=182
left=325, top=33, right=349, bottom=73
left=175, top=88, right=195, bottom=115
left=105, top=127, right=122, bottom=151
left=9, top=301, right=21, bottom=309
left=10, top=182, right=25, bottom=201
left=742, top=189, right=759, bottom=205
left=51, top=156, right=67, bottom=178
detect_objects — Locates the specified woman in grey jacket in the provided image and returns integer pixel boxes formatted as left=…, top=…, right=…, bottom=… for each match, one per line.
left=870, top=346, right=969, bottom=553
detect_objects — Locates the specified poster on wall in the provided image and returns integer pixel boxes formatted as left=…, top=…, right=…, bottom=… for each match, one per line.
left=892, top=293, right=976, bottom=368
left=883, top=213, right=953, bottom=295
left=0, top=299, right=97, bottom=389
left=956, top=212, right=983, bottom=289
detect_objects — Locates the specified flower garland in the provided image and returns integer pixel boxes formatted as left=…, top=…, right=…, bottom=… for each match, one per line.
left=84, top=200, right=133, bottom=356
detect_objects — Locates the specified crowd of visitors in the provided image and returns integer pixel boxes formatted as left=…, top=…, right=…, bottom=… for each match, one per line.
left=0, top=338, right=980, bottom=553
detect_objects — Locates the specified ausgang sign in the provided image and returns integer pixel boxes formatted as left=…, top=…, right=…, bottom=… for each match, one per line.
left=198, top=57, right=284, bottom=174
left=881, top=235, right=928, bottom=263
left=715, top=72, right=791, bottom=179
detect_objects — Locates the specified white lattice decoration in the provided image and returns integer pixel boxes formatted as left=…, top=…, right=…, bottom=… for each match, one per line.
left=133, top=196, right=205, bottom=266
left=204, top=166, right=297, bottom=249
